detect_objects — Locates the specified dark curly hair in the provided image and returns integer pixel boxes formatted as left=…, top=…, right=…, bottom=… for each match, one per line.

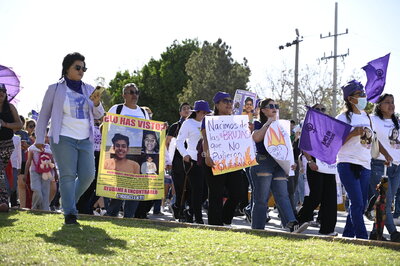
left=374, top=93, right=399, bottom=130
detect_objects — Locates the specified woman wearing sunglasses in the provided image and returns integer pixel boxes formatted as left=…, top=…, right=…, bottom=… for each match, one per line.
left=367, top=93, right=400, bottom=242
left=297, top=104, right=338, bottom=236
left=35, top=52, right=104, bottom=225
left=201, top=91, right=247, bottom=226
left=250, top=98, right=304, bottom=232
left=336, top=80, right=391, bottom=239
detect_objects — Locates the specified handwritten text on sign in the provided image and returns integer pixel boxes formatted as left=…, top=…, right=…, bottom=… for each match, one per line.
left=205, top=115, right=257, bottom=175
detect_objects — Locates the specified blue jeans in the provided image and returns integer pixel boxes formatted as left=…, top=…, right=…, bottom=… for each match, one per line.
left=394, top=186, right=400, bottom=219
left=370, top=159, right=400, bottom=234
left=106, top=199, right=139, bottom=218
left=294, top=172, right=305, bottom=205
left=51, top=136, right=95, bottom=216
left=251, top=153, right=296, bottom=229
left=337, top=162, right=370, bottom=239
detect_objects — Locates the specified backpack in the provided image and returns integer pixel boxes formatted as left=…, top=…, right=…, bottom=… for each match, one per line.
left=116, top=104, right=146, bottom=117
left=33, top=152, right=54, bottom=174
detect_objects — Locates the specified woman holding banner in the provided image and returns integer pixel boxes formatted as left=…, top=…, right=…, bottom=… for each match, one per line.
left=297, top=104, right=338, bottom=236
left=35, top=52, right=104, bottom=225
left=368, top=94, right=400, bottom=242
left=250, top=98, right=304, bottom=232
left=176, top=100, right=211, bottom=224
left=336, top=80, right=391, bottom=239
left=202, top=92, right=246, bottom=226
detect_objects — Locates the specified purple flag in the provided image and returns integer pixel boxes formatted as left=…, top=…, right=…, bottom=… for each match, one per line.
left=299, top=107, right=352, bottom=164
left=362, top=53, right=390, bottom=103
left=31, top=110, right=39, bottom=121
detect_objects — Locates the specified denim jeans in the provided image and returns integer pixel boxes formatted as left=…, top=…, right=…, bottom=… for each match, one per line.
left=251, top=153, right=296, bottom=229
left=294, top=172, right=305, bottom=205
left=51, top=136, right=95, bottom=216
left=106, top=199, right=139, bottom=218
left=370, top=159, right=400, bottom=234
left=394, top=187, right=400, bottom=219
left=337, top=162, right=370, bottom=239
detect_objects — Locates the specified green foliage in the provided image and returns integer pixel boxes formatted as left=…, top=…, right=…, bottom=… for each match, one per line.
left=1, top=211, right=399, bottom=265
left=179, top=38, right=251, bottom=107
left=106, top=40, right=200, bottom=124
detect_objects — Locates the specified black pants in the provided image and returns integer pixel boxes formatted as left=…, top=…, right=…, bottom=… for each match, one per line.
left=297, top=165, right=337, bottom=234
left=185, top=160, right=205, bottom=221
left=171, top=155, right=188, bottom=209
left=204, top=166, right=246, bottom=225
left=76, top=151, right=100, bottom=214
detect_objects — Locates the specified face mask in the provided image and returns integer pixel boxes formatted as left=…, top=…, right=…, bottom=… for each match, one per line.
left=353, top=97, right=367, bottom=111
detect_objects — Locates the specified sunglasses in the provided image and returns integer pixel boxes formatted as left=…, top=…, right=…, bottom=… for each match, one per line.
left=264, top=104, right=279, bottom=110
left=74, top=65, right=87, bottom=72
left=124, top=90, right=140, bottom=95
left=220, top=99, right=233, bottom=104
left=314, top=107, right=326, bottom=113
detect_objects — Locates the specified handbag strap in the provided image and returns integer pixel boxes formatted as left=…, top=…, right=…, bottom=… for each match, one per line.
left=365, top=112, right=375, bottom=133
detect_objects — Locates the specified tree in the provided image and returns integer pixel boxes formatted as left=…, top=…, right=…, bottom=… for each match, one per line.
left=106, top=39, right=200, bottom=123
left=260, top=64, right=362, bottom=121
left=179, top=39, right=251, bottom=106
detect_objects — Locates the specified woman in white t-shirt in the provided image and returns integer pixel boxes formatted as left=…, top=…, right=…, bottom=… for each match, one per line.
left=176, top=100, right=211, bottom=224
left=369, top=93, right=400, bottom=242
left=336, top=80, right=391, bottom=239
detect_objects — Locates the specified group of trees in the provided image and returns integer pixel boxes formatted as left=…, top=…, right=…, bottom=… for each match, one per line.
left=103, top=39, right=250, bottom=123
left=101, top=38, right=354, bottom=124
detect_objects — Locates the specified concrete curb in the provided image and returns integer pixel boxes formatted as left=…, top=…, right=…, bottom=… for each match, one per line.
left=10, top=207, right=400, bottom=251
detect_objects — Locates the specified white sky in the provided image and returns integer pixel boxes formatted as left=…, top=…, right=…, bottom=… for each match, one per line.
left=1, top=0, right=399, bottom=117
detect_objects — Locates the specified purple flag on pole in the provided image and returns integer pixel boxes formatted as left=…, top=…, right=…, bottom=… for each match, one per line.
left=362, top=53, right=390, bottom=103
left=299, top=107, right=352, bottom=164
left=31, top=110, right=39, bottom=121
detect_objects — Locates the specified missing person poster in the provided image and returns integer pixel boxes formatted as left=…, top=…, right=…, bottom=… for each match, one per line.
left=232, top=90, right=257, bottom=121
left=96, top=113, right=166, bottom=200
left=205, top=115, right=257, bottom=175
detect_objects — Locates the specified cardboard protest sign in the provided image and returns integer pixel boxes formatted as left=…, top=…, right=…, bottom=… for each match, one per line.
left=205, top=115, right=257, bottom=175
left=264, top=120, right=294, bottom=175
left=96, top=113, right=166, bottom=200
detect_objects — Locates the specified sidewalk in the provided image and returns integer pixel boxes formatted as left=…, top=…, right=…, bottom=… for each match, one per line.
left=148, top=207, right=393, bottom=240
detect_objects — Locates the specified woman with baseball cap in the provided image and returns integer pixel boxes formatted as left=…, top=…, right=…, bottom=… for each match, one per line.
left=201, top=92, right=247, bottom=226
left=176, top=100, right=211, bottom=224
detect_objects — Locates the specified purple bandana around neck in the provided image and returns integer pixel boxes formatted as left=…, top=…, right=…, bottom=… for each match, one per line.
left=64, top=76, right=83, bottom=94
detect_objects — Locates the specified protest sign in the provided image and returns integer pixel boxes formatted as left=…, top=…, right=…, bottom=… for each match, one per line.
left=232, top=90, right=257, bottom=121
left=96, top=113, right=166, bottom=200
left=205, top=115, right=257, bottom=175
left=264, top=120, right=294, bottom=175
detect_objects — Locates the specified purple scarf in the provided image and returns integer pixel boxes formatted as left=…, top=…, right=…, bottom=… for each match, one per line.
left=64, top=76, right=83, bottom=94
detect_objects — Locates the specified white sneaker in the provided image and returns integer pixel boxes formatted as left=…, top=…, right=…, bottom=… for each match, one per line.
left=393, top=218, right=400, bottom=226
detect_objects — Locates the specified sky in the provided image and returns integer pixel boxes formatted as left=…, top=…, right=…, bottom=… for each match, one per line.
left=1, top=0, right=400, bottom=117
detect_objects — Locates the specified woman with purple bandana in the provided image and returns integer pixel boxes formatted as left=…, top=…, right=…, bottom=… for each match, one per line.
left=35, top=52, right=104, bottom=225
left=336, top=80, right=391, bottom=239
left=201, top=91, right=247, bottom=226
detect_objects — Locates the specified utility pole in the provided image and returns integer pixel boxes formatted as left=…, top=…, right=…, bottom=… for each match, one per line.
left=320, top=2, right=349, bottom=116
left=279, top=29, right=302, bottom=122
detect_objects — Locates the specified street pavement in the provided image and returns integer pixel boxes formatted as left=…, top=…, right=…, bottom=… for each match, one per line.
left=147, top=207, right=394, bottom=240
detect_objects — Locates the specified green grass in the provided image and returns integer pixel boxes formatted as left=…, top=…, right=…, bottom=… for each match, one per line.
left=0, top=210, right=399, bottom=265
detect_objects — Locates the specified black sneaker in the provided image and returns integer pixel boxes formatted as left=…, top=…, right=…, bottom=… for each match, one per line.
left=171, top=203, right=181, bottom=220
left=64, top=214, right=79, bottom=225
left=369, top=231, right=387, bottom=241
left=364, top=211, right=374, bottom=221
left=288, top=221, right=309, bottom=233
left=390, top=231, right=400, bottom=242
left=244, top=206, right=252, bottom=223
